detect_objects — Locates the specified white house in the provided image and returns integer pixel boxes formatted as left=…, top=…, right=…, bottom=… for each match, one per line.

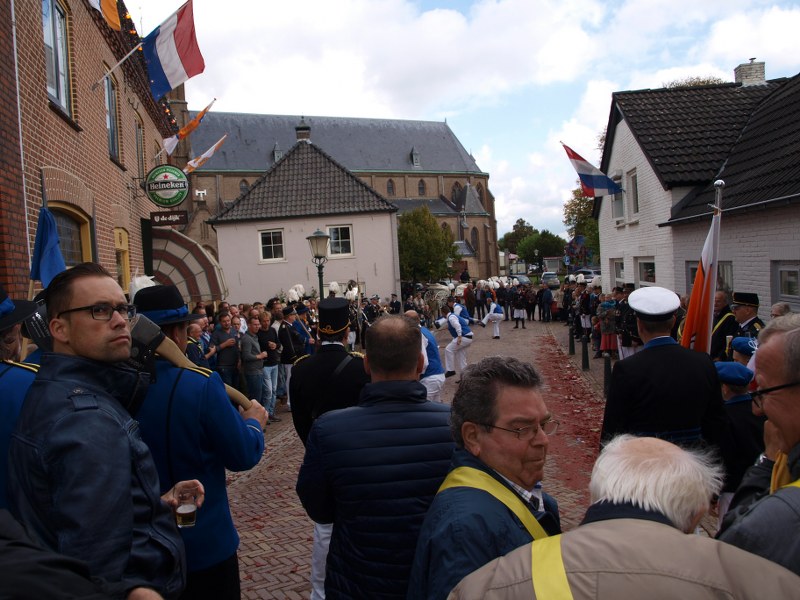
left=595, top=61, right=800, bottom=319
left=210, top=126, right=399, bottom=302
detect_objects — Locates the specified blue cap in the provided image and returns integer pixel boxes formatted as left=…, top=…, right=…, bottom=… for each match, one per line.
left=731, top=336, right=757, bottom=357
left=715, top=361, right=753, bottom=387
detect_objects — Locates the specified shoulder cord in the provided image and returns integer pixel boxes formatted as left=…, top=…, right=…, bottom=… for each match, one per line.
left=165, top=370, right=184, bottom=485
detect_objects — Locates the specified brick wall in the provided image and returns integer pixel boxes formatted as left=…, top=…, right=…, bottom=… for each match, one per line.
left=5, top=0, right=172, bottom=297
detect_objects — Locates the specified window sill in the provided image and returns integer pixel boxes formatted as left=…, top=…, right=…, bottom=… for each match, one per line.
left=614, top=219, right=626, bottom=229
left=48, top=99, right=82, bottom=132
left=627, top=218, right=639, bottom=226
left=110, top=156, right=126, bottom=172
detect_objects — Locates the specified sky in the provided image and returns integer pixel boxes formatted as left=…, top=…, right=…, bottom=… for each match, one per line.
left=128, top=0, right=800, bottom=240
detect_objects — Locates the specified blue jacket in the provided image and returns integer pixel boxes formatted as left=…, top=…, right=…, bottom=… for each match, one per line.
left=0, top=360, right=38, bottom=509
left=136, top=359, right=264, bottom=572
left=9, top=353, right=185, bottom=599
left=421, top=326, right=444, bottom=378
left=296, top=380, right=454, bottom=600
left=407, top=448, right=561, bottom=600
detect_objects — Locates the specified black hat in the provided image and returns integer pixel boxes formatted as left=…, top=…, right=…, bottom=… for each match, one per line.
left=731, top=292, right=759, bottom=308
left=282, top=306, right=297, bottom=316
left=318, top=297, right=349, bottom=335
left=295, top=304, right=309, bottom=315
left=133, top=285, right=204, bottom=326
left=0, top=283, right=38, bottom=331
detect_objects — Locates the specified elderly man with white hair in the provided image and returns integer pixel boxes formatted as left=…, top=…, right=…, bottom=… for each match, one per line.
left=448, top=435, right=800, bottom=599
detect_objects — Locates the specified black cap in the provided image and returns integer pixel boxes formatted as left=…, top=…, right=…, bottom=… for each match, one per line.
left=318, top=297, right=349, bottom=335
left=0, top=284, right=37, bottom=331
left=731, top=292, right=759, bottom=308
left=134, top=285, right=204, bottom=326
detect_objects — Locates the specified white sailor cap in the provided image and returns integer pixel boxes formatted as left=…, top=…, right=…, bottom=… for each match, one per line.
left=628, top=286, right=680, bottom=321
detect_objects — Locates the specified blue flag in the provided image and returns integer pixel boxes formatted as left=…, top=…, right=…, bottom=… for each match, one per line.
left=30, top=207, right=66, bottom=287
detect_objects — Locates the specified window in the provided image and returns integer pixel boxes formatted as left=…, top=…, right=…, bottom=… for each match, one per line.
left=51, top=205, right=92, bottom=266
left=637, top=259, right=656, bottom=286
left=476, top=183, right=485, bottom=207
left=686, top=260, right=733, bottom=294
left=471, top=227, right=479, bottom=257
left=628, top=169, right=639, bottom=215
left=773, top=262, right=800, bottom=309
left=104, top=71, right=120, bottom=161
left=115, top=228, right=130, bottom=292
left=239, top=179, right=249, bottom=195
left=42, top=0, right=71, bottom=115
left=153, top=142, right=163, bottom=165
left=259, top=229, right=284, bottom=261
left=387, top=179, right=395, bottom=196
left=611, top=190, right=624, bottom=221
left=134, top=114, right=146, bottom=179
left=613, top=260, right=625, bottom=287
left=418, top=179, right=426, bottom=196
left=328, top=225, right=352, bottom=256
left=451, top=182, right=462, bottom=203
left=441, top=222, right=452, bottom=238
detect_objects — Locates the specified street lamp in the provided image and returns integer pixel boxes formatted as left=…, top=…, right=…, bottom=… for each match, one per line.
left=306, top=229, right=330, bottom=298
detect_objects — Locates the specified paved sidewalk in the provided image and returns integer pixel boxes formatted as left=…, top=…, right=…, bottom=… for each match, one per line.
left=228, top=315, right=608, bottom=599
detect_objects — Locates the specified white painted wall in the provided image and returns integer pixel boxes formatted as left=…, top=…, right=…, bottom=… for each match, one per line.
left=215, top=212, right=401, bottom=302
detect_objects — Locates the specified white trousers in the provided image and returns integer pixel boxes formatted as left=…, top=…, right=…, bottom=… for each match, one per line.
left=445, top=336, right=472, bottom=373
left=483, top=312, right=503, bottom=337
left=421, top=373, right=445, bottom=402
left=310, top=522, right=333, bottom=600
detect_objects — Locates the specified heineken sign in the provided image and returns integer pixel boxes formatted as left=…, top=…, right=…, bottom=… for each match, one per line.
left=145, top=165, right=189, bottom=208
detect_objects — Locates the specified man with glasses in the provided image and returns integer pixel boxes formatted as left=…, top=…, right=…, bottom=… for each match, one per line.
left=717, top=313, right=800, bottom=575
left=9, top=263, right=190, bottom=598
left=408, top=356, right=561, bottom=600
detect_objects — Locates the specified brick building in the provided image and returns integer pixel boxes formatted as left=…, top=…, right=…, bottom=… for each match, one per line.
left=1, top=0, right=218, bottom=301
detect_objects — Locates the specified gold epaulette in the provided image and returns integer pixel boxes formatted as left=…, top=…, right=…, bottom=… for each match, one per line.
left=184, top=365, right=212, bottom=378
left=349, top=351, right=364, bottom=359
left=4, top=360, right=39, bottom=373
left=754, top=322, right=763, bottom=331
left=294, top=354, right=310, bottom=366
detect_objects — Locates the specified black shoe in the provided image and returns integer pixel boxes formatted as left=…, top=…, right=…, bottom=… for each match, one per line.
left=593, top=352, right=602, bottom=359
left=493, top=336, right=500, bottom=339
left=445, top=371, right=456, bottom=378
left=270, top=416, right=282, bottom=423
left=434, top=322, right=441, bottom=329
left=513, top=326, right=518, bottom=329
left=522, top=325, right=526, bottom=329
left=479, top=322, right=486, bottom=328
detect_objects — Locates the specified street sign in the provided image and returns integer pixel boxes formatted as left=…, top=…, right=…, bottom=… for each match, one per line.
left=145, top=165, right=189, bottom=208
left=151, top=211, right=188, bottom=226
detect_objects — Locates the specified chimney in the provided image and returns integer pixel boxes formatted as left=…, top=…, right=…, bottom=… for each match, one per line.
left=734, top=58, right=766, bottom=86
left=295, top=117, right=311, bottom=142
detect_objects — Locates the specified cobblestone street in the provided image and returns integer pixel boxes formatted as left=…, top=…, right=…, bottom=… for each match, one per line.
left=228, top=316, right=609, bottom=599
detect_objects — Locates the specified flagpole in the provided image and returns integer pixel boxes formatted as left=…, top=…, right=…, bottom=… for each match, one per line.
left=91, top=42, right=143, bottom=91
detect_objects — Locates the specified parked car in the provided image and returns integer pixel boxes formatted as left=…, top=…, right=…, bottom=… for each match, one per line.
left=573, top=268, right=601, bottom=285
left=509, top=274, right=531, bottom=286
left=541, top=272, right=560, bottom=289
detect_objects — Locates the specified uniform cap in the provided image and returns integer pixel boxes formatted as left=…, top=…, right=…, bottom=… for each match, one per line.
left=317, top=297, right=349, bottom=335
left=732, top=337, right=758, bottom=357
left=628, top=286, right=680, bottom=321
left=282, top=306, right=297, bottom=316
left=731, top=292, right=759, bottom=308
left=715, top=361, right=754, bottom=387
left=134, top=285, right=204, bottom=326
left=0, top=283, right=37, bottom=331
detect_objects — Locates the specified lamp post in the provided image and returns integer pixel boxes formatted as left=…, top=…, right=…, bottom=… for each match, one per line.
left=306, top=229, right=330, bottom=298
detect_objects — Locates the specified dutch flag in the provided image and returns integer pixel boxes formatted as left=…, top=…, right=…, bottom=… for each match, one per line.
left=142, top=1, right=205, bottom=102
left=561, top=143, right=623, bottom=198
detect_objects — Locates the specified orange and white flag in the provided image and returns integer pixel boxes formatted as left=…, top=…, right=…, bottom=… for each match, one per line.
left=88, top=0, right=121, bottom=31
left=163, top=98, right=216, bottom=156
left=680, top=206, right=721, bottom=353
left=184, top=134, right=227, bottom=174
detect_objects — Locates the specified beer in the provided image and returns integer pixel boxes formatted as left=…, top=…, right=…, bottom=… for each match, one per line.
left=175, top=503, right=197, bottom=528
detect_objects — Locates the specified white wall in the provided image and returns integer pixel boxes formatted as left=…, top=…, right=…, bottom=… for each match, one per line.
left=215, top=213, right=401, bottom=302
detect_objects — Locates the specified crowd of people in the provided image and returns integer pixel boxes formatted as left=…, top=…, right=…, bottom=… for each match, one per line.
left=1, top=262, right=800, bottom=599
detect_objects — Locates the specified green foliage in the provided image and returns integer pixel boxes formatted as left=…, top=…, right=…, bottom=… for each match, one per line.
left=498, top=218, right=536, bottom=254
left=562, top=184, right=599, bottom=257
left=397, top=206, right=456, bottom=282
left=663, top=75, right=726, bottom=88
left=517, top=230, right=568, bottom=265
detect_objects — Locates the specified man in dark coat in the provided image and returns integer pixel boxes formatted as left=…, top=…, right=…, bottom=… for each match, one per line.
left=708, top=290, right=738, bottom=361
left=729, top=292, right=765, bottom=348
left=291, top=297, right=370, bottom=600
left=296, top=316, right=453, bottom=600
left=601, top=286, right=727, bottom=449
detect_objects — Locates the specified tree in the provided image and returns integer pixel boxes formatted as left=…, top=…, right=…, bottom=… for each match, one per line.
left=562, top=184, right=599, bottom=258
left=664, top=75, right=726, bottom=88
left=397, top=206, right=456, bottom=282
left=517, top=230, right=568, bottom=266
left=498, top=218, right=536, bottom=254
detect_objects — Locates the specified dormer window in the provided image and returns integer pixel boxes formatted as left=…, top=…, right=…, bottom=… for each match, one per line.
left=272, top=142, right=283, bottom=163
left=411, top=147, right=420, bottom=167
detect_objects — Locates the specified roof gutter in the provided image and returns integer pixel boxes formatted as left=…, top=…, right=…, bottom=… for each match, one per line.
left=658, top=191, right=800, bottom=227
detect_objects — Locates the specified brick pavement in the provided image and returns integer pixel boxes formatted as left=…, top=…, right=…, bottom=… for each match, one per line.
left=228, top=315, right=608, bottom=599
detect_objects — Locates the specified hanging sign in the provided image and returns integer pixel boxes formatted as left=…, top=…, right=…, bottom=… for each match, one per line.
left=145, top=165, right=189, bottom=208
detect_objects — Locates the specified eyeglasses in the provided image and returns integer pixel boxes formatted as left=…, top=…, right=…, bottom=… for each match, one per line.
left=749, top=381, right=800, bottom=409
left=479, top=419, right=559, bottom=441
left=57, top=303, right=137, bottom=321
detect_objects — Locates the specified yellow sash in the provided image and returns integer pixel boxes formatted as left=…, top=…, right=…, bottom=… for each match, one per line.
left=437, top=466, right=548, bottom=540
left=531, top=535, right=574, bottom=600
